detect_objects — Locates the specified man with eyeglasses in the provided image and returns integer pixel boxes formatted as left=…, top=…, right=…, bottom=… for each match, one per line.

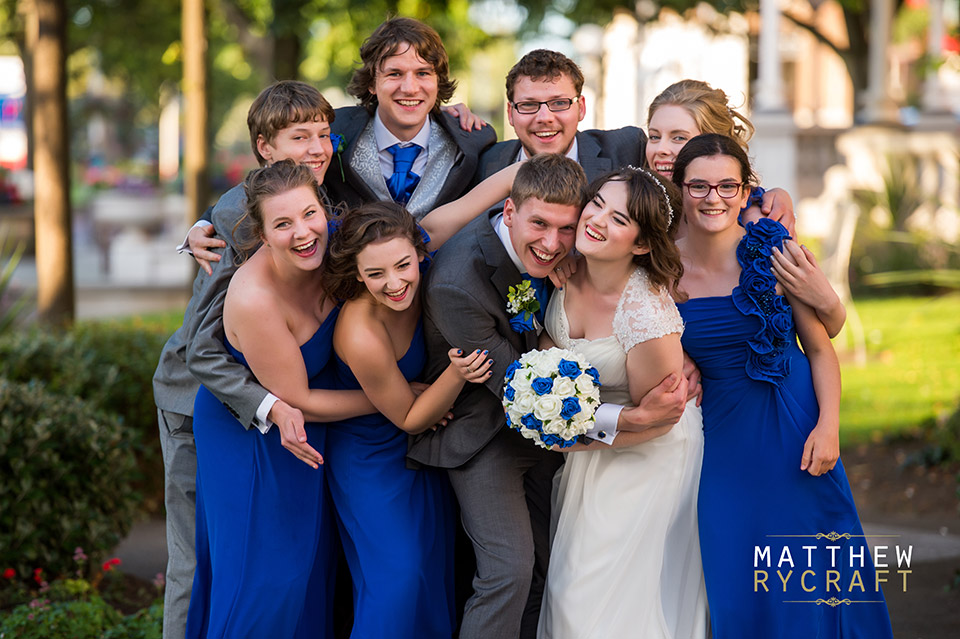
left=474, top=48, right=645, bottom=184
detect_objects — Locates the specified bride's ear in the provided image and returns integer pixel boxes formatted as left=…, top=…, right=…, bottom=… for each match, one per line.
left=632, top=243, right=651, bottom=256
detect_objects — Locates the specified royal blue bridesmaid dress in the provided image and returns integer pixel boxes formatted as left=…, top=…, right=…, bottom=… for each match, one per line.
left=677, top=219, right=893, bottom=639
left=324, top=320, right=456, bottom=638
left=187, top=310, right=339, bottom=639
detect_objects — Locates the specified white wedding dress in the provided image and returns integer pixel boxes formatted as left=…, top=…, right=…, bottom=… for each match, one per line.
left=538, top=268, right=708, bottom=639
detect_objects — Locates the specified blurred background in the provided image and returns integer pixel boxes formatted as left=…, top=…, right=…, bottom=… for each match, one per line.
left=0, top=0, right=959, bottom=635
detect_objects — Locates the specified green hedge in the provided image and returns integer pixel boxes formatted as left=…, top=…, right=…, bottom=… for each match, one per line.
left=0, top=380, right=140, bottom=579
left=0, top=321, right=169, bottom=513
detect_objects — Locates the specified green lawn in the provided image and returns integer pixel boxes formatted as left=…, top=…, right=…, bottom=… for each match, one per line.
left=838, top=294, right=960, bottom=443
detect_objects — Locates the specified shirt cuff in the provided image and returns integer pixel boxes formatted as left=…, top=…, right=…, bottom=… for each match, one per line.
left=254, top=393, right=279, bottom=434
left=586, top=403, right=622, bottom=445
left=177, top=219, right=213, bottom=254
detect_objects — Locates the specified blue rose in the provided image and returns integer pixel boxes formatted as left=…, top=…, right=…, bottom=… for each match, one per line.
left=540, top=433, right=563, bottom=448
left=731, top=287, right=757, bottom=318
left=509, top=312, right=536, bottom=334
left=769, top=309, right=793, bottom=338
left=585, top=367, right=601, bottom=387
left=740, top=268, right=774, bottom=301
left=771, top=295, right=791, bottom=314
left=557, top=359, right=581, bottom=379
left=505, top=412, right=512, bottom=428
left=748, top=350, right=791, bottom=384
left=505, top=360, right=521, bottom=382
left=748, top=326, right=775, bottom=354
left=531, top=377, right=554, bottom=396
left=560, top=397, right=582, bottom=420
left=521, top=413, right=543, bottom=431
left=748, top=218, right=790, bottom=247
left=752, top=256, right=772, bottom=276
left=504, top=384, right=516, bottom=401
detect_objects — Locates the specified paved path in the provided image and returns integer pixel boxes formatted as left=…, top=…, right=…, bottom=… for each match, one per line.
left=114, top=517, right=960, bottom=637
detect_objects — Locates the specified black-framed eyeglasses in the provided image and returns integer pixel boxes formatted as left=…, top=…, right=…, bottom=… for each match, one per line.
left=682, top=182, right=745, bottom=199
left=511, top=97, right=579, bottom=115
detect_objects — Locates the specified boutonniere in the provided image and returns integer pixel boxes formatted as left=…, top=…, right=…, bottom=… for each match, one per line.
left=507, top=279, right=541, bottom=333
left=330, top=133, right=346, bottom=181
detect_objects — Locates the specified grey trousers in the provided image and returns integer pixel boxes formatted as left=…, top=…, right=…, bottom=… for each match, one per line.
left=157, top=409, right=197, bottom=639
left=447, top=427, right=562, bottom=639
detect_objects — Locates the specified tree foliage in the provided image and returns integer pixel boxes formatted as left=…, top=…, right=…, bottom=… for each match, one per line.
left=513, top=0, right=905, bottom=105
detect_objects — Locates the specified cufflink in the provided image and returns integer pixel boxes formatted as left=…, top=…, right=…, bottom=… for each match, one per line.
left=598, top=431, right=607, bottom=440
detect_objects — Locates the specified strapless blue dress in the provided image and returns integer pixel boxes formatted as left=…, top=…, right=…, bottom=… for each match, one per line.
left=677, top=220, right=893, bottom=639
left=187, top=309, right=339, bottom=639
left=325, top=320, right=455, bottom=638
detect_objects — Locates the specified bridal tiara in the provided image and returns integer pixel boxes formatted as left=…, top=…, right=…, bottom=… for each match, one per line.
left=626, top=165, right=674, bottom=227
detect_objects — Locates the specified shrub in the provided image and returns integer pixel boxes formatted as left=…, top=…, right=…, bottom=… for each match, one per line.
left=0, top=380, right=140, bottom=580
left=0, top=321, right=170, bottom=513
left=0, top=597, right=122, bottom=639
left=0, top=566, right=162, bottom=639
left=103, top=601, right=163, bottom=639
left=909, top=400, right=960, bottom=468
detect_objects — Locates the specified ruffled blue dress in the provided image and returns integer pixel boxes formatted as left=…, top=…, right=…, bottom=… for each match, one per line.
left=325, top=318, right=456, bottom=639
left=677, top=219, right=893, bottom=639
left=187, top=310, right=339, bottom=639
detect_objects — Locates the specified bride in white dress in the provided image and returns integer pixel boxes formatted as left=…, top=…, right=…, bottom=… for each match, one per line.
left=538, top=168, right=708, bottom=638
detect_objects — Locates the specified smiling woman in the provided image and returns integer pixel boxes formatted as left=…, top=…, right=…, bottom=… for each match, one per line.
left=319, top=200, right=491, bottom=638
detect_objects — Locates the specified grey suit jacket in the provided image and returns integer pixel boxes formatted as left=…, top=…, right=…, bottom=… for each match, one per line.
left=153, top=184, right=268, bottom=428
left=325, top=106, right=496, bottom=213
left=473, top=126, right=647, bottom=185
left=408, top=213, right=538, bottom=468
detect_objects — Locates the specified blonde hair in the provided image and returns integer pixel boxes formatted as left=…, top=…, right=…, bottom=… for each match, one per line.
left=647, top=80, right=754, bottom=149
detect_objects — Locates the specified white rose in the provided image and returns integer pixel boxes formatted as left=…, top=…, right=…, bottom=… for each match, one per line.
left=551, top=376, right=576, bottom=399
left=533, top=395, right=563, bottom=423
left=512, top=372, right=533, bottom=394
left=523, top=350, right=547, bottom=369
left=512, top=392, right=536, bottom=415
left=575, top=373, right=596, bottom=394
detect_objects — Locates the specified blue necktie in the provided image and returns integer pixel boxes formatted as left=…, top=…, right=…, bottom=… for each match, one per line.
left=387, top=143, right=423, bottom=204
left=522, top=274, right=548, bottom=324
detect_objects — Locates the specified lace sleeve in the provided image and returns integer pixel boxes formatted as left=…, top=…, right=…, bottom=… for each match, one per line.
left=612, top=268, right=683, bottom=353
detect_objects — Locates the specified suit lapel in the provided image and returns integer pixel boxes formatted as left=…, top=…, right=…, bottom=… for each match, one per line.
left=476, top=215, right=540, bottom=351
left=577, top=131, right=614, bottom=182
left=338, top=109, right=380, bottom=204
left=433, top=113, right=471, bottom=205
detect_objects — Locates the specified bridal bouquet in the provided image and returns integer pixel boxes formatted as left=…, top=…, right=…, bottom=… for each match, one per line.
left=502, top=348, right=602, bottom=449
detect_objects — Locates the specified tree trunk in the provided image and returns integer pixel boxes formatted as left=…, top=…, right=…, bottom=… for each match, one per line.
left=22, top=0, right=73, bottom=324
left=271, top=32, right=301, bottom=80
left=182, top=0, right=209, bottom=231
left=842, top=6, right=870, bottom=109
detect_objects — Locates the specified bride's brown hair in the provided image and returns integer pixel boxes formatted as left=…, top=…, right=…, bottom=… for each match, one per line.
left=587, top=168, right=687, bottom=302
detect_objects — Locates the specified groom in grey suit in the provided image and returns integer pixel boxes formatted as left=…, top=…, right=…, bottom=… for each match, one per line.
left=410, top=154, right=688, bottom=639
left=323, top=17, right=495, bottom=218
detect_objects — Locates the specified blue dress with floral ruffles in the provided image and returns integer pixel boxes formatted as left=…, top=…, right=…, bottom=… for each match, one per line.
left=677, top=219, right=893, bottom=639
